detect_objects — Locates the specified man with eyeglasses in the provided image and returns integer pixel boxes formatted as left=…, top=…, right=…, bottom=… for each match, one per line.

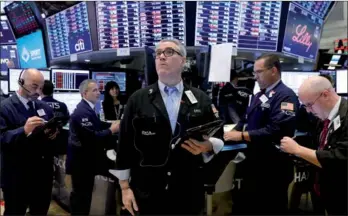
left=281, top=76, right=348, bottom=216
left=224, top=54, right=299, bottom=215
left=112, top=39, right=224, bottom=215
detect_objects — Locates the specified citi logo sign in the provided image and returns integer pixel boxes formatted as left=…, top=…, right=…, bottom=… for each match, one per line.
left=75, top=39, right=85, bottom=51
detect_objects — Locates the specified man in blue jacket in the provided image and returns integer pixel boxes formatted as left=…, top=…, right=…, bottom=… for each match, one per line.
left=0, top=68, right=58, bottom=215
left=68, top=79, right=119, bottom=215
left=224, top=54, right=299, bottom=215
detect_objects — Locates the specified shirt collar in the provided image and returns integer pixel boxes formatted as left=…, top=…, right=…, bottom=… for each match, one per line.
left=16, top=91, right=33, bottom=109
left=328, top=96, right=341, bottom=122
left=158, top=80, right=184, bottom=96
left=83, top=98, right=95, bottom=110
left=265, top=79, right=281, bottom=93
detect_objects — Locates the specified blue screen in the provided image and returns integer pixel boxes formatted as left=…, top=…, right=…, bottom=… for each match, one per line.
left=92, top=72, right=126, bottom=92
left=282, top=3, right=323, bottom=61
left=0, top=45, right=20, bottom=75
left=17, top=30, right=47, bottom=68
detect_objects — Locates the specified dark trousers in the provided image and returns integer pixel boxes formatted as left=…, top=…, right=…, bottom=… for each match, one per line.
left=3, top=168, right=53, bottom=215
left=69, top=148, right=95, bottom=215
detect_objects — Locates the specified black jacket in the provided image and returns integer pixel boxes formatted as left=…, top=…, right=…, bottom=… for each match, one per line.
left=315, top=98, right=348, bottom=215
left=116, top=82, right=221, bottom=214
left=102, top=101, right=125, bottom=121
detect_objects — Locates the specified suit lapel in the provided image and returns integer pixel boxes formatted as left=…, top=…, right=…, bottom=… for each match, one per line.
left=326, top=99, right=348, bottom=147
left=149, top=83, right=170, bottom=123
left=12, top=94, right=33, bottom=118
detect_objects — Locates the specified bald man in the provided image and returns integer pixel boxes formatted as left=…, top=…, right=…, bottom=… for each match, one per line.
left=281, top=76, right=348, bottom=215
left=0, top=69, right=58, bottom=215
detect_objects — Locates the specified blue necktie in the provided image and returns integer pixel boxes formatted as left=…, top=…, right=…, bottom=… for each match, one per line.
left=27, top=101, right=36, bottom=116
left=164, top=86, right=178, bottom=134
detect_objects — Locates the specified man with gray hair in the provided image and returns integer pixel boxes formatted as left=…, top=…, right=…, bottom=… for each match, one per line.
left=0, top=68, right=58, bottom=215
left=113, top=39, right=224, bottom=215
left=281, top=76, right=348, bottom=215
left=68, top=79, right=120, bottom=215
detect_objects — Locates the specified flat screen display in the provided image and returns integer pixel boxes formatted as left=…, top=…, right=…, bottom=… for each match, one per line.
left=46, top=2, right=92, bottom=59
left=194, top=1, right=281, bottom=51
left=91, top=71, right=126, bottom=92
left=292, top=1, right=333, bottom=19
left=8, top=68, right=50, bottom=92
left=0, top=15, right=16, bottom=44
left=336, top=69, right=348, bottom=94
left=4, top=1, right=40, bottom=37
left=1, top=80, right=8, bottom=95
left=282, top=3, right=323, bottom=61
left=281, top=71, right=319, bottom=94
left=51, top=69, right=89, bottom=91
left=139, top=1, right=185, bottom=46
left=16, top=30, right=47, bottom=68
left=53, top=92, right=81, bottom=114
left=195, top=1, right=241, bottom=46
left=1, top=45, right=20, bottom=75
left=96, top=1, right=141, bottom=49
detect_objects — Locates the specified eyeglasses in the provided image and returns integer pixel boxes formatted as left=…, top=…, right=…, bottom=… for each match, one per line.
left=252, top=67, right=273, bottom=76
left=155, top=48, right=182, bottom=58
left=303, top=93, right=323, bottom=109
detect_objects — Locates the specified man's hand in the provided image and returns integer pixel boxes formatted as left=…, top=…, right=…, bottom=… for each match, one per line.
left=181, top=136, right=213, bottom=155
left=110, top=121, right=120, bottom=134
left=280, top=136, right=301, bottom=155
left=121, top=188, right=138, bottom=216
left=24, top=116, right=45, bottom=135
left=224, top=131, right=242, bottom=141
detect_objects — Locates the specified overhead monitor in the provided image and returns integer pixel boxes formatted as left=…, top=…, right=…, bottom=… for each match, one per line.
left=0, top=15, right=16, bottom=44
left=16, top=30, right=47, bottom=68
left=51, top=69, right=89, bottom=91
left=195, top=1, right=241, bottom=46
left=8, top=68, right=51, bottom=92
left=292, top=1, right=334, bottom=20
left=237, top=1, right=282, bottom=51
left=91, top=71, right=126, bottom=92
left=336, top=69, right=348, bottom=94
left=1, top=45, right=20, bottom=75
left=194, top=1, right=282, bottom=51
left=4, top=1, right=40, bottom=37
left=96, top=1, right=141, bottom=49
left=53, top=92, right=81, bottom=114
left=319, top=70, right=336, bottom=89
left=281, top=71, right=319, bottom=94
left=1, top=80, right=8, bottom=95
left=46, top=2, right=92, bottom=59
left=139, top=1, right=186, bottom=47
left=282, top=3, right=323, bottom=61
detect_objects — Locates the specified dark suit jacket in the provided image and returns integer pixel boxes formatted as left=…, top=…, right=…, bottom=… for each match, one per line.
left=316, top=98, right=348, bottom=215
left=0, top=94, right=55, bottom=188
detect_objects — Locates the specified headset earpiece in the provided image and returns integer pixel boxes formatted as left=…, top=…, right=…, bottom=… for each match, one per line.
left=18, top=69, right=25, bottom=87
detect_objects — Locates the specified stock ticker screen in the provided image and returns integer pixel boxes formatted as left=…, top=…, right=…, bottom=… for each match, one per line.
left=46, top=2, right=92, bottom=59
left=4, top=1, right=40, bottom=37
left=139, top=1, right=186, bottom=47
left=282, top=3, right=323, bottom=61
left=51, top=69, right=89, bottom=91
left=0, top=16, right=16, bottom=44
left=96, top=1, right=141, bottom=49
left=195, top=1, right=281, bottom=51
left=293, top=1, right=332, bottom=19
left=195, top=1, right=241, bottom=46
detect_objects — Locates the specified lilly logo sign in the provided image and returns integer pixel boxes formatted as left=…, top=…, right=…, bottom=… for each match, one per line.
left=75, top=39, right=85, bottom=52
left=21, top=46, right=42, bottom=62
left=292, top=25, right=313, bottom=52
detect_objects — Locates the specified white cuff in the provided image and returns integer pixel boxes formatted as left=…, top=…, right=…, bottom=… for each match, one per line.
left=202, top=137, right=224, bottom=163
left=109, top=169, right=130, bottom=180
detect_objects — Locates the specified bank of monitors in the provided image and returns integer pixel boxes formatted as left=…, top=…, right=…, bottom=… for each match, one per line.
left=53, top=92, right=81, bottom=114
left=51, top=69, right=89, bottom=92
left=91, top=71, right=126, bottom=92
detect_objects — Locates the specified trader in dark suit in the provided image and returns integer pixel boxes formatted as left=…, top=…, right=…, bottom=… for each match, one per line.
left=224, top=54, right=299, bottom=215
left=69, top=79, right=120, bottom=215
left=0, top=69, right=58, bottom=215
left=281, top=76, right=348, bottom=216
left=113, top=39, right=224, bottom=215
